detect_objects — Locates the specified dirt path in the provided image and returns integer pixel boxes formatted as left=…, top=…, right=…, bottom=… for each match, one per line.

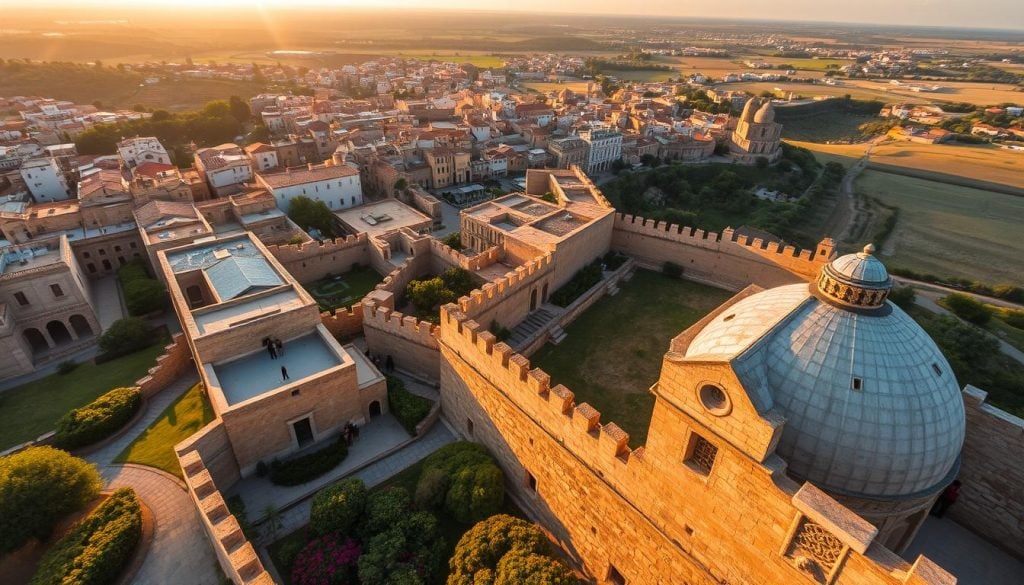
left=819, top=137, right=886, bottom=247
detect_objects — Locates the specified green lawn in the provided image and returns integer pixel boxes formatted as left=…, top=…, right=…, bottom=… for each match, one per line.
left=984, top=308, right=1024, bottom=353
left=114, top=383, right=214, bottom=478
left=855, top=170, right=1024, bottom=287
left=0, top=344, right=166, bottom=450
left=304, top=266, right=384, bottom=312
left=531, top=270, right=732, bottom=446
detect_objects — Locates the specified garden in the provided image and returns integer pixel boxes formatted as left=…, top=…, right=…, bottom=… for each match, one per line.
left=114, top=383, right=214, bottom=479
left=0, top=447, right=143, bottom=585
left=532, top=269, right=732, bottom=446
left=403, top=267, right=478, bottom=322
left=306, top=266, right=385, bottom=312
left=267, top=442, right=576, bottom=585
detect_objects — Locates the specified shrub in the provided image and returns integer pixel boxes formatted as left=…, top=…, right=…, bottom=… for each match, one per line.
left=269, top=435, right=348, bottom=486
left=360, top=487, right=412, bottom=538
left=0, top=447, right=103, bottom=554
left=421, top=442, right=493, bottom=477
left=358, top=510, right=445, bottom=585
left=387, top=376, right=433, bottom=434
left=275, top=537, right=306, bottom=575
left=54, top=387, right=142, bottom=450
left=123, top=279, right=169, bottom=316
left=441, top=232, right=463, bottom=251
left=406, top=277, right=456, bottom=312
left=30, top=487, right=142, bottom=585
left=1001, top=309, right=1024, bottom=330
left=116, top=259, right=149, bottom=286
left=602, top=251, right=627, bottom=271
left=494, top=550, right=578, bottom=585
left=226, top=495, right=255, bottom=540
left=288, top=195, right=336, bottom=237
left=945, top=293, right=991, bottom=325
left=98, top=317, right=153, bottom=356
left=57, top=360, right=79, bottom=375
left=290, top=533, right=362, bottom=585
left=441, top=267, right=476, bottom=298
left=444, top=463, right=504, bottom=524
left=448, top=515, right=556, bottom=585
left=413, top=467, right=450, bottom=510
left=662, top=261, right=683, bottom=279
left=550, top=259, right=603, bottom=307
left=310, top=478, right=368, bottom=536
left=887, top=286, right=916, bottom=310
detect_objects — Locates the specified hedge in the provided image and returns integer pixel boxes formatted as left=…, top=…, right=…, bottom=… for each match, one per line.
left=386, top=376, right=432, bottom=434
left=54, top=387, right=142, bottom=450
left=550, top=259, right=603, bottom=307
left=118, top=259, right=168, bottom=316
left=269, top=435, right=348, bottom=486
left=98, top=317, right=154, bottom=356
left=30, top=487, right=142, bottom=585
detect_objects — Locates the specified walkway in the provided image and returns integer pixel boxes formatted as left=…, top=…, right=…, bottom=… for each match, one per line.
left=903, top=516, right=1024, bottom=585
left=83, top=373, right=220, bottom=585
left=913, top=293, right=1024, bottom=366
left=229, top=414, right=413, bottom=524
left=90, top=275, right=125, bottom=332
left=256, top=421, right=457, bottom=543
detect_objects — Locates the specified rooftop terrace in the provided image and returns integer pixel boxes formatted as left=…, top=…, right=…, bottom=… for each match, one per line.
left=0, top=242, right=63, bottom=276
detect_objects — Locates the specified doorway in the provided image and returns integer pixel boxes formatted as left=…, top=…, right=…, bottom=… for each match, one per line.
left=292, top=417, right=314, bottom=447
left=369, top=401, right=382, bottom=418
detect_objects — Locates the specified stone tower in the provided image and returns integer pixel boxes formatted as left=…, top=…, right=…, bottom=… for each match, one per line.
left=728, top=97, right=783, bottom=164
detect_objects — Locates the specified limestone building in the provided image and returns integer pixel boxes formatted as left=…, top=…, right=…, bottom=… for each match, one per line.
left=729, top=96, right=783, bottom=164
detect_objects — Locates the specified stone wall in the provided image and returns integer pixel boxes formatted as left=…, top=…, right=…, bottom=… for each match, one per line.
left=455, top=253, right=555, bottom=333
left=265, top=234, right=371, bottom=283
left=135, top=333, right=195, bottom=399
left=612, top=214, right=834, bottom=290
left=952, top=385, right=1024, bottom=559
left=320, top=304, right=364, bottom=340
left=436, top=304, right=953, bottom=585
left=362, top=297, right=440, bottom=381
left=175, top=424, right=273, bottom=585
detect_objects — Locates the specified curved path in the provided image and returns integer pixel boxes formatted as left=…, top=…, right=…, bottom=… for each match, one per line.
left=84, top=374, right=219, bottom=585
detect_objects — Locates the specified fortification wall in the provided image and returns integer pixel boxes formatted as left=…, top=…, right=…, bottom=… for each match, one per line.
left=320, top=304, right=364, bottom=340
left=175, top=424, right=273, bottom=585
left=437, top=306, right=952, bottom=585
left=135, top=334, right=194, bottom=399
left=456, top=253, right=555, bottom=332
left=362, top=300, right=440, bottom=380
left=952, top=386, right=1024, bottom=559
left=265, top=234, right=371, bottom=283
left=612, top=214, right=833, bottom=290
left=427, top=239, right=501, bottom=274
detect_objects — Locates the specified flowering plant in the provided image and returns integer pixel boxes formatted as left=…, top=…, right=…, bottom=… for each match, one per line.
left=291, top=533, right=362, bottom=585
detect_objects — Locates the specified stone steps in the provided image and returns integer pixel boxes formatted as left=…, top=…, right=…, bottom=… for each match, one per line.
left=548, top=325, right=567, bottom=345
left=508, top=308, right=558, bottom=348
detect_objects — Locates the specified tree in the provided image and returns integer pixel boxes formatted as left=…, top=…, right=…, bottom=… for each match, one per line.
left=944, top=293, right=991, bottom=325
left=98, top=317, right=153, bottom=355
left=441, top=267, right=476, bottom=298
left=357, top=490, right=446, bottom=585
left=310, top=478, right=367, bottom=536
left=494, top=551, right=577, bottom=585
left=888, top=286, right=917, bottom=310
left=447, top=515, right=558, bottom=585
left=123, top=278, right=169, bottom=316
left=287, top=195, right=335, bottom=237
left=0, top=447, right=103, bottom=553
left=228, top=95, right=251, bottom=124
left=406, top=277, right=456, bottom=312
left=441, top=232, right=463, bottom=251
left=393, top=178, right=408, bottom=193
left=444, top=463, right=504, bottom=524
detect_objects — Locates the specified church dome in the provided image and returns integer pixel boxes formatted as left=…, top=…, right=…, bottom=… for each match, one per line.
left=683, top=246, right=964, bottom=499
left=753, top=100, right=775, bottom=124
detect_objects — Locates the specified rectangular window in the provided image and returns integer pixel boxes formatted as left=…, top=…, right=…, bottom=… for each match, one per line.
left=607, top=565, right=627, bottom=585
left=14, top=291, right=30, bottom=306
left=685, top=433, right=718, bottom=476
left=50, top=284, right=64, bottom=297
left=525, top=470, right=537, bottom=493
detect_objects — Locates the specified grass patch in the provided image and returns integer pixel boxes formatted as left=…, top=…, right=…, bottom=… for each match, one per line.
left=531, top=270, right=732, bottom=445
left=855, top=170, right=1024, bottom=287
left=0, top=344, right=166, bottom=451
left=305, top=266, right=383, bottom=312
left=984, top=307, right=1024, bottom=353
left=114, top=383, right=214, bottom=478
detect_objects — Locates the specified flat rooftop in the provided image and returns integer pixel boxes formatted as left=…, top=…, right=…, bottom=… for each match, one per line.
left=166, top=236, right=265, bottom=273
left=193, top=288, right=301, bottom=335
left=334, top=199, right=431, bottom=238
left=0, top=244, right=63, bottom=275
left=212, top=332, right=343, bottom=406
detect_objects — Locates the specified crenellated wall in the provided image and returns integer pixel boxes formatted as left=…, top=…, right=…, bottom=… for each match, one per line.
left=952, top=386, right=1024, bottom=559
left=320, top=303, right=364, bottom=340
left=362, top=293, right=440, bottom=380
left=436, top=304, right=954, bottom=585
left=265, top=233, right=371, bottom=283
left=612, top=214, right=835, bottom=290
left=455, top=253, right=555, bottom=331
left=175, top=423, right=273, bottom=585
left=134, top=333, right=195, bottom=399
left=427, top=239, right=501, bottom=274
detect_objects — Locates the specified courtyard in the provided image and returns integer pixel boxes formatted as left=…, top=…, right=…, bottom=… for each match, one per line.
left=531, top=269, right=732, bottom=446
left=304, top=265, right=383, bottom=312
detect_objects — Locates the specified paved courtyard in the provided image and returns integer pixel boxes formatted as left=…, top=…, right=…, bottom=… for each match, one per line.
left=903, top=516, right=1024, bottom=585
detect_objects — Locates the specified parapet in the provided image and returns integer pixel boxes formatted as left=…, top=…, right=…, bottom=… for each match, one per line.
left=456, top=253, right=554, bottom=317
left=265, top=232, right=368, bottom=264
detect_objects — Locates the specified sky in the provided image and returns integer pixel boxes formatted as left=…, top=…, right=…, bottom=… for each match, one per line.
left=9, top=0, right=1024, bottom=30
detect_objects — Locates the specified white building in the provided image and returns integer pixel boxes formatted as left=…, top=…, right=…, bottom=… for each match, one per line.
left=256, top=161, right=363, bottom=212
left=194, top=144, right=254, bottom=197
left=579, top=127, right=623, bottom=174
left=117, top=136, right=171, bottom=169
left=19, top=157, right=71, bottom=202
left=244, top=143, right=279, bottom=172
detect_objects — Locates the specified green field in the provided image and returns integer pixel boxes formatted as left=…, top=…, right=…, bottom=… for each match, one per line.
left=388, top=52, right=507, bottom=68
left=0, top=343, right=167, bottom=450
left=531, top=270, right=732, bottom=446
left=856, top=170, right=1024, bottom=286
left=779, top=111, right=878, bottom=142
left=115, top=383, right=214, bottom=478
left=605, top=69, right=676, bottom=82
left=305, top=266, right=384, bottom=312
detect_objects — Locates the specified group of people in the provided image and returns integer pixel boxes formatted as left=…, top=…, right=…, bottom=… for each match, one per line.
left=365, top=349, right=395, bottom=374
left=342, top=422, right=360, bottom=445
left=262, top=337, right=291, bottom=380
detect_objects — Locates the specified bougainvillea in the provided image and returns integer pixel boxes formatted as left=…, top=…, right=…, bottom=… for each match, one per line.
left=290, top=533, right=362, bottom=585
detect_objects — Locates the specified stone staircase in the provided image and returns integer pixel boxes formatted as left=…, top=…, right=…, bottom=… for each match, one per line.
left=507, top=307, right=560, bottom=350
left=548, top=324, right=567, bottom=345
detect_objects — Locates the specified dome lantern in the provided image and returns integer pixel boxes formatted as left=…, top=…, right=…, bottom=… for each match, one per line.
left=816, top=243, right=892, bottom=309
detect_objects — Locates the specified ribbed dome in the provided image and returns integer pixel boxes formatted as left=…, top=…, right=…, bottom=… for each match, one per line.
left=830, top=244, right=889, bottom=284
left=753, top=100, right=775, bottom=123
left=685, top=283, right=965, bottom=499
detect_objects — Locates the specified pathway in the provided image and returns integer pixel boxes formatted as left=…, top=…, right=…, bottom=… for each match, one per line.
left=903, top=516, right=1024, bottom=585
left=83, top=373, right=220, bottom=585
left=90, top=275, right=125, bottom=332
left=913, top=293, right=1024, bottom=366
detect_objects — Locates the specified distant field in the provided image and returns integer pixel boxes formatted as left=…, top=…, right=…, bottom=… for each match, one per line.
left=846, top=79, right=1024, bottom=107
left=605, top=69, right=676, bottom=82
left=722, top=81, right=910, bottom=103
left=523, top=81, right=591, bottom=95
left=855, top=170, right=1024, bottom=286
left=385, top=52, right=508, bottom=68
left=778, top=110, right=878, bottom=142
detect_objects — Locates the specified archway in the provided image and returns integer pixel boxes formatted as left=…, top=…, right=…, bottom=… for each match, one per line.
left=46, top=320, right=72, bottom=345
left=542, top=283, right=549, bottom=304
left=369, top=401, right=382, bottom=418
left=23, top=328, right=48, bottom=353
left=69, top=314, right=93, bottom=338
left=530, top=289, right=537, bottom=311
left=186, top=285, right=204, bottom=308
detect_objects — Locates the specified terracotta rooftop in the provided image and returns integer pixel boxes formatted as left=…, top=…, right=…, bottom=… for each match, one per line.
left=258, top=163, right=358, bottom=189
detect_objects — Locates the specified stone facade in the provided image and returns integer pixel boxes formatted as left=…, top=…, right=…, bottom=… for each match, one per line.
left=729, top=97, right=783, bottom=164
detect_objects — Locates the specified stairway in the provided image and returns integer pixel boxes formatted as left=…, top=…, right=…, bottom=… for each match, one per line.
left=507, top=308, right=559, bottom=350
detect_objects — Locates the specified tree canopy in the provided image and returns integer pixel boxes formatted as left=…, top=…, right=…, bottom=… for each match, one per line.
left=287, top=196, right=336, bottom=237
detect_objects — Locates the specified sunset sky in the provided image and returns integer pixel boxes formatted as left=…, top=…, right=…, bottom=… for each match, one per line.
left=11, top=0, right=1024, bottom=31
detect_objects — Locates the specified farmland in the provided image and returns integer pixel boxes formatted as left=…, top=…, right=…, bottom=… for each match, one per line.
left=854, top=170, right=1024, bottom=286
left=523, top=81, right=591, bottom=95
left=722, top=78, right=1024, bottom=107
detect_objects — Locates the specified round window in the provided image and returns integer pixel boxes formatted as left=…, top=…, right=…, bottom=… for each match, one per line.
left=698, top=384, right=731, bottom=416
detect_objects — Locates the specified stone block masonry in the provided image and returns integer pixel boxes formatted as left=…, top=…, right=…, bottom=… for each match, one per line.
left=265, top=233, right=371, bottom=284
left=953, top=386, right=1024, bottom=559
left=135, top=333, right=195, bottom=399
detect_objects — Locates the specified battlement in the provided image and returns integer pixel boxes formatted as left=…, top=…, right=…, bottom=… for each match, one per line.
left=320, top=303, right=364, bottom=339
left=428, top=238, right=501, bottom=272
left=265, top=232, right=368, bottom=264
left=456, top=253, right=554, bottom=317
left=364, top=301, right=439, bottom=346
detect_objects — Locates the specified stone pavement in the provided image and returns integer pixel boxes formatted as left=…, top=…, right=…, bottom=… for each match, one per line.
left=257, top=421, right=457, bottom=543
left=229, top=413, right=413, bottom=524
left=90, top=275, right=125, bottom=332
left=903, top=516, right=1024, bottom=585
left=100, top=464, right=220, bottom=585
